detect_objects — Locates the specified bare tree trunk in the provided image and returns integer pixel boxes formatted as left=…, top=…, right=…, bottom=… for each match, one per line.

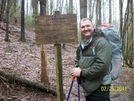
left=122, top=0, right=134, bottom=68
left=32, top=0, right=35, bottom=17
left=0, top=0, right=6, bottom=22
left=20, top=0, right=25, bottom=41
left=50, top=0, right=53, bottom=15
left=131, top=1, right=134, bottom=66
left=39, top=0, right=49, bottom=85
left=119, top=0, right=123, bottom=37
left=119, top=0, right=123, bottom=66
left=102, top=0, right=105, bottom=23
left=99, top=0, right=101, bottom=24
left=26, top=0, right=28, bottom=15
left=80, top=0, right=87, bottom=19
left=128, top=0, right=133, bottom=66
left=40, top=0, right=46, bottom=16
left=96, top=0, right=101, bottom=26
left=88, top=0, right=91, bottom=18
left=32, top=0, right=38, bottom=18
left=91, top=0, right=96, bottom=21
left=109, top=0, right=112, bottom=23
left=5, top=0, right=10, bottom=42
left=69, top=0, right=73, bottom=14
left=80, top=0, right=87, bottom=41
left=13, top=0, right=18, bottom=24
left=122, top=1, right=129, bottom=65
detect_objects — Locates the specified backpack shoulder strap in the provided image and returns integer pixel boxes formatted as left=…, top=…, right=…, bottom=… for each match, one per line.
left=91, top=36, right=101, bottom=55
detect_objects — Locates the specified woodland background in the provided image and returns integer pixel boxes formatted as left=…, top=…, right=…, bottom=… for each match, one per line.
left=0, top=0, right=134, bottom=101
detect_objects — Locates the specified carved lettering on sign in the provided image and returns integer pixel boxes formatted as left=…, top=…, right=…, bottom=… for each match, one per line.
left=35, top=14, right=78, bottom=44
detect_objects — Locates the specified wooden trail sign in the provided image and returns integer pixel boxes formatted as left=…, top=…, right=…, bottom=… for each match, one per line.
left=35, top=12, right=78, bottom=101
left=35, top=14, right=78, bottom=44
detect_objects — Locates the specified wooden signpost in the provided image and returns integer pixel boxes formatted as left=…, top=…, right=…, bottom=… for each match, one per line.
left=35, top=11, right=77, bottom=101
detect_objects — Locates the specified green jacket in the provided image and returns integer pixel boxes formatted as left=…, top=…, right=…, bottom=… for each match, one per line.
left=75, top=28, right=112, bottom=96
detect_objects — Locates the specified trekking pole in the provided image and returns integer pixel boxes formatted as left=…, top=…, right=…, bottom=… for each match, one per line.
left=77, top=82, right=80, bottom=101
left=66, top=77, right=75, bottom=101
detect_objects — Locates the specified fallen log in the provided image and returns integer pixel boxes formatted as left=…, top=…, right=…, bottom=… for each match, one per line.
left=0, top=69, right=56, bottom=96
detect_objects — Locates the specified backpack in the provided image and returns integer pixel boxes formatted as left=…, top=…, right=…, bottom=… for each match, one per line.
left=95, top=24, right=122, bottom=85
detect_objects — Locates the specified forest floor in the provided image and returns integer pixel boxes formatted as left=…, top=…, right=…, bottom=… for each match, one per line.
left=0, top=22, right=134, bottom=101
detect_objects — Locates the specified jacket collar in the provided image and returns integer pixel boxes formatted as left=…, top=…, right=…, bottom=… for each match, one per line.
left=80, top=37, right=93, bottom=49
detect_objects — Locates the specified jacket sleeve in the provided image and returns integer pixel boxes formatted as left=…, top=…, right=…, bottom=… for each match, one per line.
left=81, top=37, right=112, bottom=80
left=74, top=47, right=80, bottom=67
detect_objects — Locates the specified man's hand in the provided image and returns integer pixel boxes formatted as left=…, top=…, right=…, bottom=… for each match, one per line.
left=71, top=68, right=82, bottom=77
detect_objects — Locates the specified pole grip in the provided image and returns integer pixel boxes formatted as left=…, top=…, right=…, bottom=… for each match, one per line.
left=72, top=77, right=75, bottom=81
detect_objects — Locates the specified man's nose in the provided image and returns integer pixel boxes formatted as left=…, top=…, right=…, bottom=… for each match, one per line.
left=84, top=27, right=88, bottom=30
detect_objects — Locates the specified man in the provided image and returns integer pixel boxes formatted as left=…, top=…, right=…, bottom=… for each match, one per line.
left=71, top=18, right=112, bottom=101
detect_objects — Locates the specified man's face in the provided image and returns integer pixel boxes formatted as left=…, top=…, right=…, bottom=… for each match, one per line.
left=80, top=20, right=95, bottom=39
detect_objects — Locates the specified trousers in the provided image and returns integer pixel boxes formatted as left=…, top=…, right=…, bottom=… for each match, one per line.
left=85, top=84, right=110, bottom=101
